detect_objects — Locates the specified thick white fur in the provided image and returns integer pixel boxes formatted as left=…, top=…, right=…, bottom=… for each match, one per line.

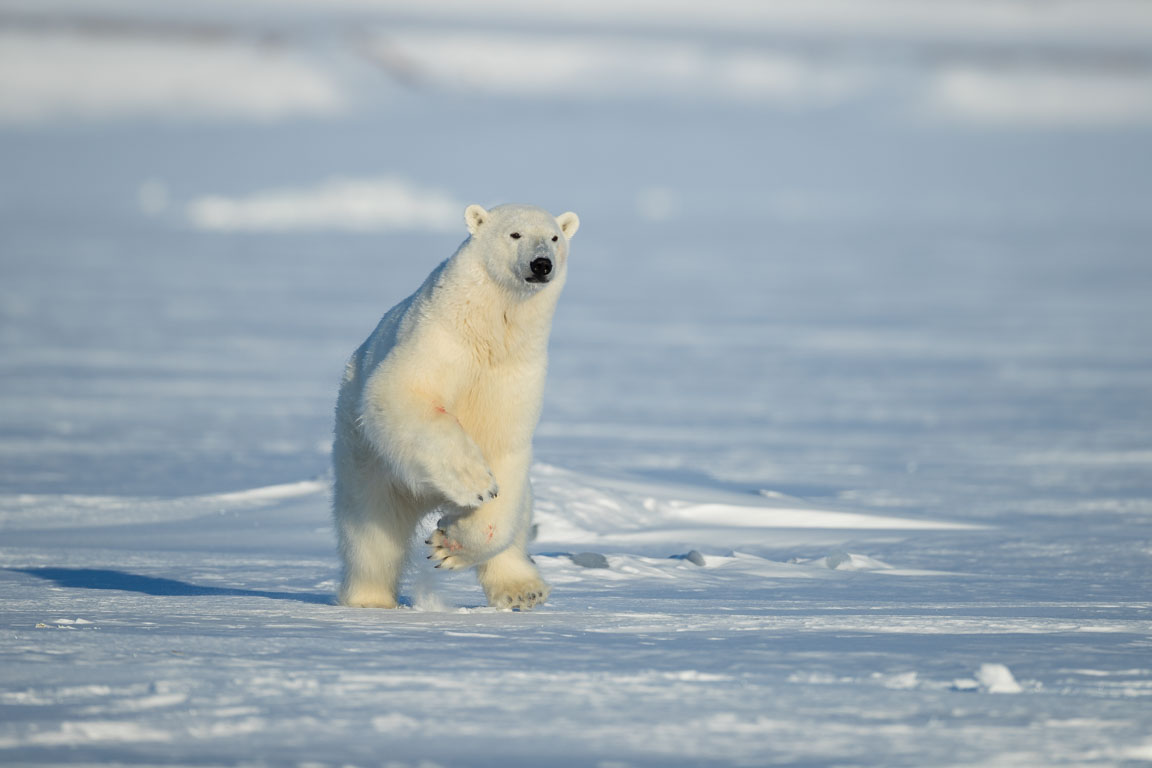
left=333, top=203, right=579, bottom=610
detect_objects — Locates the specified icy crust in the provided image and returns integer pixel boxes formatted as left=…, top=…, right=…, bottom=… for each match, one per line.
left=2, top=472, right=1152, bottom=764
left=530, top=463, right=982, bottom=565
left=0, top=480, right=326, bottom=531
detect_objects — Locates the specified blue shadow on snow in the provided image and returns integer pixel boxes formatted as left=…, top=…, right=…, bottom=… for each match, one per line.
left=10, top=567, right=333, bottom=605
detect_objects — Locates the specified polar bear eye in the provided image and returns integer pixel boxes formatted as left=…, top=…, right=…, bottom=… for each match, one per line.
left=510, top=232, right=521, bottom=239
left=551, top=235, right=558, bottom=242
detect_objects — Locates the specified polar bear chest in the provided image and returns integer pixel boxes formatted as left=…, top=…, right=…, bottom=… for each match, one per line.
left=451, top=357, right=546, bottom=458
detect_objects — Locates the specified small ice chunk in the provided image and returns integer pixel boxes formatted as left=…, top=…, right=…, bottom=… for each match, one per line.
left=570, top=552, right=610, bottom=569
left=684, top=550, right=706, bottom=566
left=822, top=551, right=893, bottom=571
left=976, top=663, right=1023, bottom=694
left=882, top=671, right=919, bottom=690
left=824, top=551, right=852, bottom=570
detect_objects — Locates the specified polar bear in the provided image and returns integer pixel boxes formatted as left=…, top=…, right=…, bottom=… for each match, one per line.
left=332, top=203, right=579, bottom=610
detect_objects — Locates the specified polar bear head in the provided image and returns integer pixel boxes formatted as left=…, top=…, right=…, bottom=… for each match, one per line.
left=464, top=204, right=579, bottom=294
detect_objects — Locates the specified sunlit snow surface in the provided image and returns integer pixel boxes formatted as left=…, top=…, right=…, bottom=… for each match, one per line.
left=2, top=1, right=1152, bottom=765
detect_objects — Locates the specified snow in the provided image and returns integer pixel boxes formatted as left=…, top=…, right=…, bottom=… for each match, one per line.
left=369, top=27, right=1152, bottom=126
left=369, top=31, right=867, bottom=107
left=2, top=1, right=1152, bottom=765
left=186, top=177, right=463, bottom=233
left=0, top=29, right=345, bottom=124
left=974, top=663, right=1024, bottom=695
left=927, top=66, right=1152, bottom=127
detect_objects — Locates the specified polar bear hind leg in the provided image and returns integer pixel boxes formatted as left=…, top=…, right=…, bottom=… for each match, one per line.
left=475, top=483, right=551, bottom=610
left=334, top=453, right=422, bottom=608
left=476, top=546, right=552, bottom=610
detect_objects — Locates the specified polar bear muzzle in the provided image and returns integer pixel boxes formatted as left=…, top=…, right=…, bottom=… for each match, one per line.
left=523, top=238, right=557, bottom=284
left=527, top=257, right=553, bottom=283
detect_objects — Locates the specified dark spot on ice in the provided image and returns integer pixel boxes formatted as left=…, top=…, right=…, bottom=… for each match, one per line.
left=671, top=550, right=706, bottom=566
left=569, top=552, right=610, bottom=569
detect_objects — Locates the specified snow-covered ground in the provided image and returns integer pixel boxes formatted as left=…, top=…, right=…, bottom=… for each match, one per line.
left=2, top=1, right=1152, bottom=765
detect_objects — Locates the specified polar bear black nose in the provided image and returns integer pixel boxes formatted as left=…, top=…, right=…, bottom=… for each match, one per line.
left=530, top=257, right=552, bottom=277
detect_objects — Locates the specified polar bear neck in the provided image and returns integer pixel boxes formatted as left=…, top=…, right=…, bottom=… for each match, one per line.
left=433, top=243, right=562, bottom=364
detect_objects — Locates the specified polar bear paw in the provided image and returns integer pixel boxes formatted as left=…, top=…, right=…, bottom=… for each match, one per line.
left=426, top=525, right=478, bottom=570
left=486, top=578, right=551, bottom=611
left=435, top=460, right=499, bottom=509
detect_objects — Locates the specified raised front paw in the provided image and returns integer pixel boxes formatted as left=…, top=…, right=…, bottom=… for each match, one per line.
left=485, top=577, right=552, bottom=611
left=435, top=459, right=499, bottom=509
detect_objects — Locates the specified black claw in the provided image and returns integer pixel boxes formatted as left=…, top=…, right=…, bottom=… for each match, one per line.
left=477, top=494, right=484, bottom=503
left=434, top=563, right=442, bottom=569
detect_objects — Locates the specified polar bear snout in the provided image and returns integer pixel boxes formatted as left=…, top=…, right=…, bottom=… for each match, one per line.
left=522, top=237, right=559, bottom=284
left=528, top=257, right=553, bottom=282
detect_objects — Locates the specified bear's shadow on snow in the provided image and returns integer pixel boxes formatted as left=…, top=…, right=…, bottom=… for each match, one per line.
left=10, top=568, right=333, bottom=605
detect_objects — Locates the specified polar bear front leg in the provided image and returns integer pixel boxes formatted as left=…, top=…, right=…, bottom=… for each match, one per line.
left=361, top=390, right=499, bottom=509
left=426, top=425, right=501, bottom=509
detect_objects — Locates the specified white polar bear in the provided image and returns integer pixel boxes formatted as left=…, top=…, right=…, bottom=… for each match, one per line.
left=332, top=203, right=579, bottom=610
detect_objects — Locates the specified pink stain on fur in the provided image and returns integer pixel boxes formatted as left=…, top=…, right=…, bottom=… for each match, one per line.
left=433, top=405, right=461, bottom=425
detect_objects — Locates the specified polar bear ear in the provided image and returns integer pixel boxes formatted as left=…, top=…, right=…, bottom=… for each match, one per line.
left=465, top=205, right=488, bottom=235
left=556, top=211, right=580, bottom=239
